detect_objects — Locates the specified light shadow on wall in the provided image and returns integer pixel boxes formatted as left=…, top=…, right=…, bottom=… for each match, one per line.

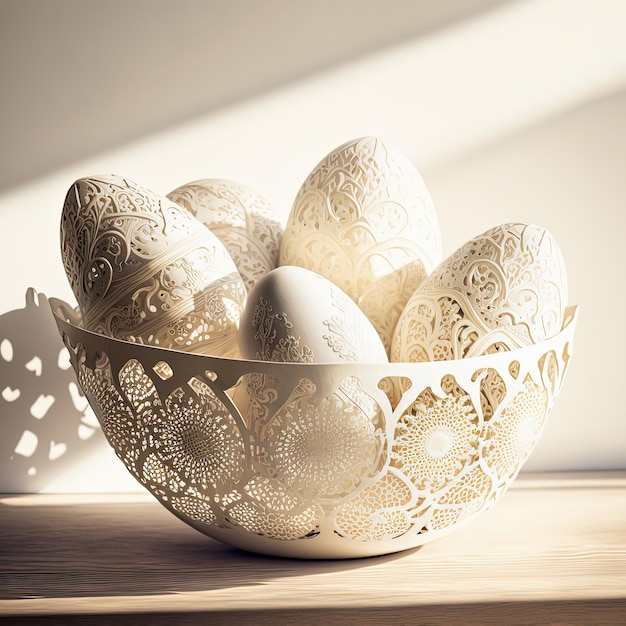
left=0, top=288, right=105, bottom=492
left=0, top=0, right=516, bottom=191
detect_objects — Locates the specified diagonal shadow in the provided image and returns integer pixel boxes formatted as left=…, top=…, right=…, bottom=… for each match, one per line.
left=0, top=0, right=517, bottom=191
left=0, top=497, right=419, bottom=600
left=0, top=288, right=106, bottom=492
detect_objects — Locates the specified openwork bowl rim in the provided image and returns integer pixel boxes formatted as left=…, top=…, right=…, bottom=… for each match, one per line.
left=48, top=297, right=578, bottom=559
left=49, top=298, right=578, bottom=375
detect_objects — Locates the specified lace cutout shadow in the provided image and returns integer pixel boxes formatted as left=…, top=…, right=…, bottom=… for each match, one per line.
left=0, top=288, right=104, bottom=492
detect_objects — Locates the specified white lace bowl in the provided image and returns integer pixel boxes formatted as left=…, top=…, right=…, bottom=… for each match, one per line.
left=51, top=299, right=577, bottom=559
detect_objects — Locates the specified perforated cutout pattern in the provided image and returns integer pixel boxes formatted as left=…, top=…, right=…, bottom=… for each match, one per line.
left=52, top=299, right=577, bottom=559
left=392, top=223, right=568, bottom=364
left=61, top=175, right=246, bottom=357
left=280, top=137, right=442, bottom=352
left=167, top=178, right=283, bottom=292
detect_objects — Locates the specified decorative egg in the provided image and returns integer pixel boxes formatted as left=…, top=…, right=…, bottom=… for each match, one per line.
left=279, top=136, right=442, bottom=353
left=391, top=222, right=568, bottom=362
left=167, top=178, right=282, bottom=291
left=60, top=174, right=246, bottom=357
left=238, top=265, right=388, bottom=363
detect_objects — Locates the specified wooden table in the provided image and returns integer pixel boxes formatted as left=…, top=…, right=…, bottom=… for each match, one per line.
left=1, top=472, right=625, bottom=625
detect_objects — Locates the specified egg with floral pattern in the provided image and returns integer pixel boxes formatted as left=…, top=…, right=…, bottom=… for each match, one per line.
left=239, top=265, right=388, bottom=363
left=167, top=178, right=282, bottom=291
left=60, top=174, right=246, bottom=357
left=391, top=222, right=568, bottom=362
left=280, top=136, right=442, bottom=354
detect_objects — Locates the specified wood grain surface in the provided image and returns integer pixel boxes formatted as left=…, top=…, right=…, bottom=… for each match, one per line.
left=1, top=472, right=625, bottom=625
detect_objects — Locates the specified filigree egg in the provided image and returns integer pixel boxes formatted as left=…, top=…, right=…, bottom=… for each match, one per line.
left=391, top=222, right=568, bottom=362
left=279, top=136, right=442, bottom=353
left=167, top=178, right=283, bottom=291
left=60, top=174, right=246, bottom=357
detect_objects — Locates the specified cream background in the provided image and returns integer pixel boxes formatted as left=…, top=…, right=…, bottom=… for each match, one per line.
left=1, top=0, right=624, bottom=491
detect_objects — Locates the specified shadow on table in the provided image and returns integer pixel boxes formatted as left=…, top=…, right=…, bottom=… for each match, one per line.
left=0, top=294, right=415, bottom=602
left=0, top=497, right=421, bottom=600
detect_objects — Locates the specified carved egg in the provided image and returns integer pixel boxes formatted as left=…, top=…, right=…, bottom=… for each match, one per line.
left=60, top=174, right=246, bottom=357
left=279, top=136, right=442, bottom=353
left=391, top=222, right=568, bottom=362
left=238, top=265, right=388, bottom=363
left=167, top=178, right=282, bottom=291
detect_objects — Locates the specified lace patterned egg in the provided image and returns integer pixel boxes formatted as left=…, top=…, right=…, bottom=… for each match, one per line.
left=391, top=222, right=568, bottom=363
left=167, top=178, right=283, bottom=291
left=279, top=136, right=442, bottom=353
left=60, top=174, right=246, bottom=357
left=239, top=265, right=388, bottom=363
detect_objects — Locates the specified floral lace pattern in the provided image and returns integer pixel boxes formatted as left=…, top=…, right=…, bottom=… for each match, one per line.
left=392, top=223, right=568, bottom=363
left=260, top=377, right=385, bottom=506
left=61, top=174, right=246, bottom=356
left=53, top=300, right=576, bottom=558
left=392, top=386, right=480, bottom=493
left=167, top=178, right=283, bottom=291
left=280, top=137, right=442, bottom=352
left=244, top=281, right=387, bottom=364
left=249, top=296, right=316, bottom=362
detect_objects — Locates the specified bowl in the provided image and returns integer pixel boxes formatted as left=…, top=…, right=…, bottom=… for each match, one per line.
left=50, top=299, right=577, bottom=559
